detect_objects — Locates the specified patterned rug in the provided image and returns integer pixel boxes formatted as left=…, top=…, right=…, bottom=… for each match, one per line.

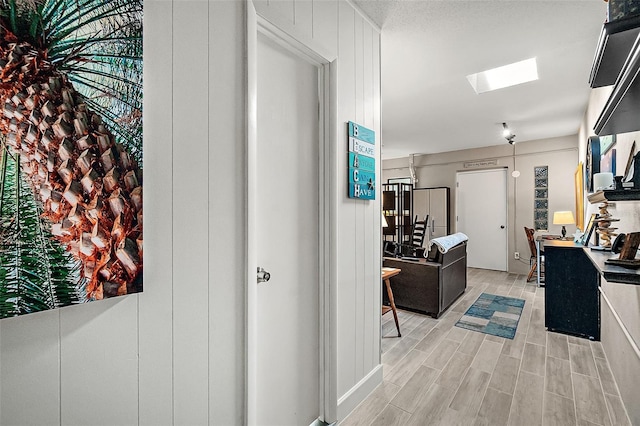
left=455, top=293, right=525, bottom=340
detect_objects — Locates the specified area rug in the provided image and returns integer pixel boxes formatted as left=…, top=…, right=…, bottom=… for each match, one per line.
left=455, top=293, right=525, bottom=340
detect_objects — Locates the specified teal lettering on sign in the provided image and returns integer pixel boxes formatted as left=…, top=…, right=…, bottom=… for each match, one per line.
left=349, top=169, right=376, bottom=186
left=349, top=152, right=375, bottom=172
left=349, top=183, right=375, bottom=200
left=349, top=137, right=375, bottom=158
left=347, top=121, right=376, bottom=200
left=349, top=121, right=375, bottom=144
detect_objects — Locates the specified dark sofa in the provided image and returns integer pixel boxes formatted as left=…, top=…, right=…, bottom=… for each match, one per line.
left=383, top=241, right=467, bottom=318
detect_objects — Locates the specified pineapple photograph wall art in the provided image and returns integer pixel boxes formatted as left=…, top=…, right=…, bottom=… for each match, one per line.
left=0, top=0, right=143, bottom=318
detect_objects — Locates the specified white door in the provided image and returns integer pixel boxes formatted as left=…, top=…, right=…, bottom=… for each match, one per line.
left=456, top=169, right=508, bottom=271
left=255, top=32, right=320, bottom=425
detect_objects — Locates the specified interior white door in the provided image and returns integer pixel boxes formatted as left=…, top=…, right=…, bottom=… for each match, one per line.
left=456, top=169, right=508, bottom=271
left=256, top=32, right=320, bottom=425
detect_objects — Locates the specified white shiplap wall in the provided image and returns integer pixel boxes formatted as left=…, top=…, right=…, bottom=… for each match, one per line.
left=0, top=1, right=247, bottom=425
left=0, top=0, right=381, bottom=424
left=334, top=1, right=383, bottom=415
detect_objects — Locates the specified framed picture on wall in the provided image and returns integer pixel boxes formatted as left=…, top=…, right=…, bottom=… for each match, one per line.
left=586, top=136, right=601, bottom=192
left=601, top=148, right=617, bottom=175
left=0, top=1, right=143, bottom=319
left=600, top=134, right=616, bottom=155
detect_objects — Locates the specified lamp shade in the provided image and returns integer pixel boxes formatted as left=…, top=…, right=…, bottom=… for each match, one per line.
left=553, top=211, right=575, bottom=225
left=593, top=172, right=614, bottom=190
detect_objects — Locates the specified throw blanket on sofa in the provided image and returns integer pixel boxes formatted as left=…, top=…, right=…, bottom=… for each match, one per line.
left=428, top=232, right=469, bottom=254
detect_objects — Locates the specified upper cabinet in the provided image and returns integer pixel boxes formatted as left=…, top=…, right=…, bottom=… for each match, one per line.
left=413, top=187, right=450, bottom=241
left=591, top=14, right=640, bottom=136
left=590, top=15, right=640, bottom=88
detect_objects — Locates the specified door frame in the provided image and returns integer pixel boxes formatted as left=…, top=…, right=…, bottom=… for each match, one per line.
left=246, top=4, right=338, bottom=424
left=455, top=168, right=508, bottom=271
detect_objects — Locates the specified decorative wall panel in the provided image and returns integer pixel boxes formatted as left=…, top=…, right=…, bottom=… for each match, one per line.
left=534, top=166, right=549, bottom=230
left=0, top=1, right=143, bottom=318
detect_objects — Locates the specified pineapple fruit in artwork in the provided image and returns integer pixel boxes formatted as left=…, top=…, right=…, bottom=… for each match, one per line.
left=0, top=0, right=143, bottom=318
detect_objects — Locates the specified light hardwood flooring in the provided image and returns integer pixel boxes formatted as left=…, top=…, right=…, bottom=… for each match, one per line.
left=340, top=268, right=632, bottom=426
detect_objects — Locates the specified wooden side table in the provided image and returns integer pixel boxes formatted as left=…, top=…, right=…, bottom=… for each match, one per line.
left=382, top=267, right=401, bottom=337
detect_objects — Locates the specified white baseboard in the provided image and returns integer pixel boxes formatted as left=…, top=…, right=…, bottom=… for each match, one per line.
left=336, top=364, right=383, bottom=421
left=309, top=419, right=336, bottom=426
left=309, top=419, right=337, bottom=426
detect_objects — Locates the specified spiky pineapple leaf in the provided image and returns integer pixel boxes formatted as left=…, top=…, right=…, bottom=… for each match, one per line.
left=0, top=0, right=143, bottom=164
left=0, top=146, right=85, bottom=319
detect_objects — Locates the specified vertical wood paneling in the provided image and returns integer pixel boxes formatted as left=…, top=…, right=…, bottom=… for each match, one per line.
left=172, top=1, right=209, bottom=424
left=0, top=2, right=379, bottom=425
left=255, top=0, right=337, bottom=60
left=269, top=0, right=295, bottom=23
left=0, top=310, right=60, bottom=425
left=362, top=200, right=374, bottom=373
left=60, top=297, right=138, bottom=425
left=353, top=8, right=365, bottom=382
left=208, top=1, right=246, bottom=424
left=337, top=0, right=357, bottom=397
left=362, top=24, right=375, bottom=374
left=363, top=27, right=374, bottom=128
left=253, top=0, right=269, bottom=19
left=295, top=0, right=313, bottom=41
left=138, top=0, right=174, bottom=423
left=372, top=28, right=382, bottom=366
left=313, top=0, right=338, bottom=57
left=354, top=16, right=364, bottom=124
left=335, top=1, right=381, bottom=400
left=361, top=24, right=372, bottom=371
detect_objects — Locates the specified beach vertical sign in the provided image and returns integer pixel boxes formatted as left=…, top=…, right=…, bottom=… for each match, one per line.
left=348, top=121, right=376, bottom=200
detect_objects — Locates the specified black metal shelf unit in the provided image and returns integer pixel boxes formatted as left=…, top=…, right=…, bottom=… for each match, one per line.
left=382, top=183, right=413, bottom=245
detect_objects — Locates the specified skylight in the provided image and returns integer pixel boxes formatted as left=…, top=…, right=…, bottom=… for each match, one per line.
left=467, top=58, right=539, bottom=94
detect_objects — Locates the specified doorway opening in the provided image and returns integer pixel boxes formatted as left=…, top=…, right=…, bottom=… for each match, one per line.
left=246, top=7, right=336, bottom=425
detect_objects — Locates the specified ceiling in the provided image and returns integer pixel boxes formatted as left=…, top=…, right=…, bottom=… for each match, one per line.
left=352, top=0, right=608, bottom=160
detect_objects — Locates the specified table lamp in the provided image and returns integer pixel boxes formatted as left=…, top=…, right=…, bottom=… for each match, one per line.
left=553, top=211, right=575, bottom=238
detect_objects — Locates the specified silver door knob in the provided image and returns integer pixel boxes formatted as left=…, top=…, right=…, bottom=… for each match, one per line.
left=257, top=267, right=271, bottom=283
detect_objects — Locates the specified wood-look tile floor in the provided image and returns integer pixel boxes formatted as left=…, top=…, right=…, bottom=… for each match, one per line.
left=340, top=268, right=632, bottom=426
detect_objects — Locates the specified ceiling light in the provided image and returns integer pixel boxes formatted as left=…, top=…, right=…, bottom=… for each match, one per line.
left=503, top=122, right=516, bottom=144
left=467, top=58, right=538, bottom=94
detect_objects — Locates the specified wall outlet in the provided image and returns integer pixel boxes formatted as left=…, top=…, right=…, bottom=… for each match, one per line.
left=514, top=252, right=520, bottom=260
